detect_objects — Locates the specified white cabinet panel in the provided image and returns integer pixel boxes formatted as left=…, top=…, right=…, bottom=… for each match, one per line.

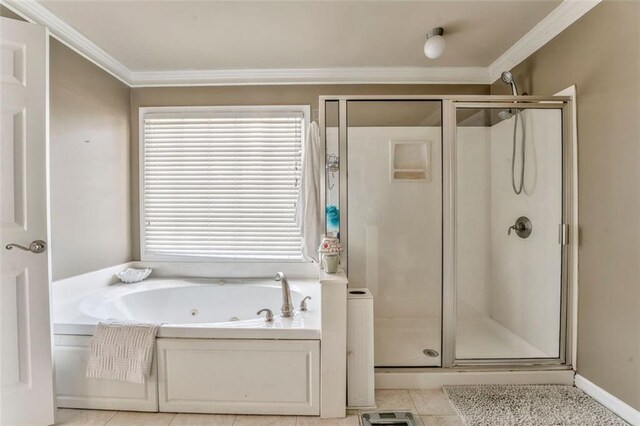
left=157, top=339, right=319, bottom=415
left=54, top=335, right=158, bottom=411
left=347, top=289, right=375, bottom=408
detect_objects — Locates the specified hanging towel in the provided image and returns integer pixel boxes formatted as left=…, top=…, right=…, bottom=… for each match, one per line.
left=86, top=321, right=159, bottom=384
left=294, top=121, right=322, bottom=262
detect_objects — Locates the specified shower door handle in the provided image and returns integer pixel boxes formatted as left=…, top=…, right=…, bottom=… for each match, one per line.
left=507, top=217, right=532, bottom=239
left=507, top=225, right=520, bottom=235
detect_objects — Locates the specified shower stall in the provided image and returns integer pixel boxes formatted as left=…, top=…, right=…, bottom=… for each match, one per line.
left=320, top=95, right=575, bottom=369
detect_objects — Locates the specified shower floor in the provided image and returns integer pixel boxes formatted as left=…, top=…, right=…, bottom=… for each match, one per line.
left=375, top=314, right=549, bottom=367
left=375, top=317, right=442, bottom=367
left=456, top=314, right=551, bottom=359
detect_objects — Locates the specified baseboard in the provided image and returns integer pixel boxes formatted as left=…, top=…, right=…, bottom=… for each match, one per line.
left=574, top=374, right=639, bottom=426
left=375, top=369, right=575, bottom=389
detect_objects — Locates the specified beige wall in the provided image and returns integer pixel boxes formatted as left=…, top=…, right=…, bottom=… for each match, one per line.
left=50, top=40, right=131, bottom=279
left=492, top=0, right=640, bottom=410
left=1, top=8, right=132, bottom=279
left=0, top=5, right=24, bottom=21
left=130, top=84, right=488, bottom=257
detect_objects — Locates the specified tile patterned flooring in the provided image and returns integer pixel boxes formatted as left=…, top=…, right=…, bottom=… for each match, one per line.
left=55, top=389, right=463, bottom=426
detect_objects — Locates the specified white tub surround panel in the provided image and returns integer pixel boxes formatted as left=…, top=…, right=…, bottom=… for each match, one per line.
left=319, top=270, right=348, bottom=418
left=157, top=339, right=319, bottom=415
left=55, top=335, right=158, bottom=411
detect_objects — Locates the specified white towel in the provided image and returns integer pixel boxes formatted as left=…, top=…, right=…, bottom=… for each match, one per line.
left=86, top=321, right=159, bottom=384
left=294, top=121, right=322, bottom=262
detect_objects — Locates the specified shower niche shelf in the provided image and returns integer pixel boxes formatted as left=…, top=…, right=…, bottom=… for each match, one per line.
left=389, top=140, right=431, bottom=182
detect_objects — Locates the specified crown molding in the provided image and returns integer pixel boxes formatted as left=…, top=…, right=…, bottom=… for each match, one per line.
left=1, top=0, right=132, bottom=84
left=488, top=0, right=602, bottom=82
left=128, top=67, right=491, bottom=87
left=3, top=0, right=600, bottom=87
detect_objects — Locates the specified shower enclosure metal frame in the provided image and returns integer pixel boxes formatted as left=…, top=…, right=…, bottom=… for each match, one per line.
left=319, top=95, right=576, bottom=370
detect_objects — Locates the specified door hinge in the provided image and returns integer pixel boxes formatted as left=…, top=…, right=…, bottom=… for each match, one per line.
left=559, top=224, right=569, bottom=245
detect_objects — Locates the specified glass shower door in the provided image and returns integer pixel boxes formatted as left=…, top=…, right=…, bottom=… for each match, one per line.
left=345, top=100, right=442, bottom=367
left=453, top=105, right=565, bottom=362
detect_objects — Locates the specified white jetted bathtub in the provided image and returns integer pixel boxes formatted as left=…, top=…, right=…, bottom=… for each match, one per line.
left=53, top=273, right=324, bottom=415
left=56, top=278, right=320, bottom=339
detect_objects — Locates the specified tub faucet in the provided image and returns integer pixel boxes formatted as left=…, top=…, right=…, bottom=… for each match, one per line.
left=275, top=272, right=294, bottom=318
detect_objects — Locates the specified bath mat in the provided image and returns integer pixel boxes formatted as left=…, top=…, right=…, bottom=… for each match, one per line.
left=443, top=385, right=628, bottom=425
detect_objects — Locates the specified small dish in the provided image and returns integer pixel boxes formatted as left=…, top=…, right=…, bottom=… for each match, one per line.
left=115, top=268, right=152, bottom=283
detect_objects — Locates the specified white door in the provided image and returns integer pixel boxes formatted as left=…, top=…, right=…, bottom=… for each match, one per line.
left=0, top=17, right=55, bottom=425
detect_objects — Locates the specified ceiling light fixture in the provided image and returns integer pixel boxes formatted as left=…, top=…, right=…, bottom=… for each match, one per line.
left=424, top=27, right=445, bottom=59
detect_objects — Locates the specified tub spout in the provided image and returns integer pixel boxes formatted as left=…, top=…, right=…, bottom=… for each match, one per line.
left=275, top=272, right=294, bottom=318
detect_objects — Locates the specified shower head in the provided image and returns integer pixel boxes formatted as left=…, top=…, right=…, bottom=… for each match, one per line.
left=500, top=71, right=519, bottom=96
left=498, top=109, right=515, bottom=120
left=500, top=71, right=514, bottom=84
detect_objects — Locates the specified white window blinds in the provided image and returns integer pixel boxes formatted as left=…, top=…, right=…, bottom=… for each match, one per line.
left=141, top=107, right=305, bottom=260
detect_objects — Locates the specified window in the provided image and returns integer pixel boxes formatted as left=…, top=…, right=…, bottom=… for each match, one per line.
left=140, top=106, right=308, bottom=261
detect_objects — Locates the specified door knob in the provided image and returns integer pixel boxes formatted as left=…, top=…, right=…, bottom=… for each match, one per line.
left=5, top=240, right=47, bottom=253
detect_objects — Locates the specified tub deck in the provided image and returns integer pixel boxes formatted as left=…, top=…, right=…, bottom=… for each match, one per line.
left=53, top=278, right=321, bottom=339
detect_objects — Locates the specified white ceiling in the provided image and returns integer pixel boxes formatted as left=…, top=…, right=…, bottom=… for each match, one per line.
left=38, top=0, right=561, bottom=71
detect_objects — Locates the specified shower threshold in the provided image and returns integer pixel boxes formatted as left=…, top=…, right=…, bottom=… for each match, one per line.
left=374, top=367, right=574, bottom=390
left=375, top=313, right=555, bottom=368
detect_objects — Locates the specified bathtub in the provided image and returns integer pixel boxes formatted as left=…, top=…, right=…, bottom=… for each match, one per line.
left=52, top=270, right=333, bottom=416
left=55, top=278, right=321, bottom=339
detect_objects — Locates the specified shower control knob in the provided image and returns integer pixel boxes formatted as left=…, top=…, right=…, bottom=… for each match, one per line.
left=299, top=296, right=312, bottom=311
left=257, top=308, right=274, bottom=322
left=508, top=216, right=532, bottom=239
